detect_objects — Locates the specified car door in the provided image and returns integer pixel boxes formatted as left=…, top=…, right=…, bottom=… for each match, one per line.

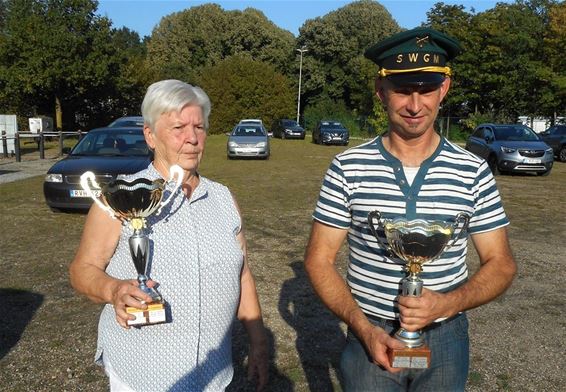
left=313, top=122, right=320, bottom=143
left=542, top=126, right=560, bottom=152
left=467, top=127, right=488, bottom=158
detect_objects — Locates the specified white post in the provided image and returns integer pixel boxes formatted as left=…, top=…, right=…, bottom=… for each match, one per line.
left=296, top=46, right=308, bottom=125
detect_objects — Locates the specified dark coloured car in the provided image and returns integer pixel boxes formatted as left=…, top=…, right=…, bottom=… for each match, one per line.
left=465, top=123, right=553, bottom=176
left=540, top=124, right=566, bottom=162
left=108, top=116, right=144, bottom=128
left=227, top=124, right=270, bottom=159
left=271, top=119, right=305, bottom=139
left=312, top=120, right=349, bottom=146
left=43, top=127, right=152, bottom=211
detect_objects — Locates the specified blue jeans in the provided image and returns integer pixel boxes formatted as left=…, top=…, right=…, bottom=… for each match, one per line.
left=340, top=313, right=469, bottom=392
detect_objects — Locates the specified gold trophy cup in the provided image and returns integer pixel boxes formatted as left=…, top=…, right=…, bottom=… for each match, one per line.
left=367, top=211, right=469, bottom=368
left=81, top=165, right=183, bottom=326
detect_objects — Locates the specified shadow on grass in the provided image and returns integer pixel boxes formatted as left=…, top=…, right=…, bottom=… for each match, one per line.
left=278, top=261, right=346, bottom=391
left=228, top=324, right=293, bottom=392
left=0, top=288, right=44, bottom=359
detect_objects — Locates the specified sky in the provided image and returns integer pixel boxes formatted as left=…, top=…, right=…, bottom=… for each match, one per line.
left=97, top=0, right=504, bottom=38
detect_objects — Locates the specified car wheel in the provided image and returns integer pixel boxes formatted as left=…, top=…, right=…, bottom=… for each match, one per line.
left=487, top=155, right=500, bottom=175
left=559, top=146, right=566, bottom=162
left=49, top=206, right=62, bottom=213
left=281, top=133, right=286, bottom=140
left=537, top=170, right=551, bottom=177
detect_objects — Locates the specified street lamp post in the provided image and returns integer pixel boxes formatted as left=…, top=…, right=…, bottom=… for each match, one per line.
left=296, top=46, right=308, bottom=125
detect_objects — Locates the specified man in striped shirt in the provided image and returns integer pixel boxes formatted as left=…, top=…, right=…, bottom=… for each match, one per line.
left=304, top=28, right=516, bottom=391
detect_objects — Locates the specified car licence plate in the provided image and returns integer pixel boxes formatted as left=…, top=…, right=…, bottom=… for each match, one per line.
left=70, top=189, right=101, bottom=198
left=238, top=148, right=256, bottom=153
left=524, top=158, right=541, bottom=164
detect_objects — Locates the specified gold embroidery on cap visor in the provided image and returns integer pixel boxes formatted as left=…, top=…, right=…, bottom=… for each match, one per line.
left=378, top=66, right=452, bottom=78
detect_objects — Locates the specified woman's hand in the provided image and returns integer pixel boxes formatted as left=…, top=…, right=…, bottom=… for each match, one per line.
left=110, top=279, right=156, bottom=328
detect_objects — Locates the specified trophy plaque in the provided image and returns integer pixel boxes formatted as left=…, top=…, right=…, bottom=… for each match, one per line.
left=367, top=211, right=469, bottom=368
left=81, top=165, right=184, bottom=326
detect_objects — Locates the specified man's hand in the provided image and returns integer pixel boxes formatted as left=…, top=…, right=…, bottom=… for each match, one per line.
left=397, top=288, right=450, bottom=331
left=247, top=333, right=269, bottom=391
left=109, top=279, right=156, bottom=328
left=360, top=325, right=406, bottom=373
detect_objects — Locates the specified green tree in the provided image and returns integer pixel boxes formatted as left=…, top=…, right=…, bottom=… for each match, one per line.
left=426, top=0, right=562, bottom=122
left=0, top=0, right=122, bottom=130
left=543, top=1, right=566, bottom=121
left=297, top=0, right=400, bottom=116
left=146, top=4, right=295, bottom=82
left=196, top=55, right=295, bottom=135
left=104, top=27, right=152, bottom=119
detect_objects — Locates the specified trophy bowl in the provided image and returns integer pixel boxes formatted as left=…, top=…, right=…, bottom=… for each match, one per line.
left=102, top=177, right=166, bottom=222
left=383, top=219, right=455, bottom=267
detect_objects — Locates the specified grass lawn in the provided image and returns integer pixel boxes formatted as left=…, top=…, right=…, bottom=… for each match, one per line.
left=0, top=134, right=564, bottom=391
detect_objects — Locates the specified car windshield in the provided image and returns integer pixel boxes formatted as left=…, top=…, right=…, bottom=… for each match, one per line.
left=320, top=121, right=345, bottom=130
left=282, top=120, right=299, bottom=127
left=494, top=126, right=540, bottom=142
left=108, top=116, right=144, bottom=127
left=71, top=131, right=149, bottom=156
left=233, top=126, right=265, bottom=137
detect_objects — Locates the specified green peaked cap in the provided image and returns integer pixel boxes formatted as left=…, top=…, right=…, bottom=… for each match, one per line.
left=364, top=27, right=462, bottom=87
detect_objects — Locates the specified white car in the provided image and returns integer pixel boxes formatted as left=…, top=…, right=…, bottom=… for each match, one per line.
left=238, top=119, right=263, bottom=125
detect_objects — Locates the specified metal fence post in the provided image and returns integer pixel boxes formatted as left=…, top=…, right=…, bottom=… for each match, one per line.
left=39, top=132, right=45, bottom=159
left=15, top=132, right=21, bottom=162
left=1, top=131, right=7, bottom=159
left=59, top=130, right=64, bottom=156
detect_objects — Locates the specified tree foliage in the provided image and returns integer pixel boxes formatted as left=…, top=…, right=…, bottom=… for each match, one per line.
left=0, top=0, right=149, bottom=130
left=297, top=0, right=400, bottom=116
left=196, top=55, right=295, bottom=135
left=146, top=4, right=295, bottom=82
left=0, top=0, right=563, bottom=133
left=426, top=0, right=564, bottom=122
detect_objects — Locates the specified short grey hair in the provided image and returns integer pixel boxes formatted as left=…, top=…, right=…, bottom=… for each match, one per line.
left=141, top=79, right=211, bottom=131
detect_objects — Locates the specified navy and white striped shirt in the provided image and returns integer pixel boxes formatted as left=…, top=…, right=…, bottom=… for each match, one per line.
left=313, top=136, right=509, bottom=320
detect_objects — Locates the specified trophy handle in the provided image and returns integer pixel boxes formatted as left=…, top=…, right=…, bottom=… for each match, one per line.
left=446, top=213, right=470, bottom=248
left=367, top=211, right=391, bottom=252
left=156, top=164, right=184, bottom=215
left=80, top=171, right=116, bottom=219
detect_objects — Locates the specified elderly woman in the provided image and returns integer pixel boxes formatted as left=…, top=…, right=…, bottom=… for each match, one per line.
left=69, top=80, right=268, bottom=391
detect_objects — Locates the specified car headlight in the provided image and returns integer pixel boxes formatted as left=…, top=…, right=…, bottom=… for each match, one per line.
left=45, top=173, right=63, bottom=183
left=256, top=142, right=266, bottom=147
left=228, top=141, right=239, bottom=148
left=500, top=146, right=516, bottom=153
left=545, top=147, right=553, bottom=153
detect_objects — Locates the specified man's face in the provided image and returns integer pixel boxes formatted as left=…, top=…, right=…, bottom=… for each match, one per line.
left=376, top=77, right=450, bottom=139
left=144, top=105, right=207, bottom=175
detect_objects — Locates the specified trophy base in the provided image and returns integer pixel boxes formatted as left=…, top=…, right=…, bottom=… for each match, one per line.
left=126, top=302, right=166, bottom=326
left=389, top=345, right=431, bottom=369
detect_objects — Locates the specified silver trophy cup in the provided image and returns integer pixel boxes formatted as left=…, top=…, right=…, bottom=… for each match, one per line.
left=367, top=211, right=469, bottom=366
left=80, top=165, right=183, bottom=315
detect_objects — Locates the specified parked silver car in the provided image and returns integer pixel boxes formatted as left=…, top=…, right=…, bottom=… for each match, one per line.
left=227, top=124, right=270, bottom=159
left=465, top=123, right=553, bottom=176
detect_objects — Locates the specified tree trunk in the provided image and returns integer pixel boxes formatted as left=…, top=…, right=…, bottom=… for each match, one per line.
left=55, top=95, right=63, bottom=131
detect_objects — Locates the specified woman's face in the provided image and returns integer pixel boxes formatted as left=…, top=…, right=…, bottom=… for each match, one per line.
left=144, top=105, right=207, bottom=177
